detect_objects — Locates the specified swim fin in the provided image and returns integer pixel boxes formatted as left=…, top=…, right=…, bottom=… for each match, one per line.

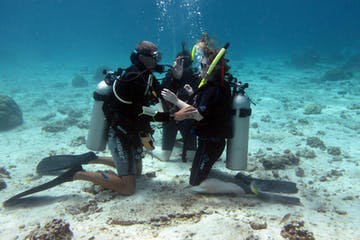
left=235, top=172, right=298, bottom=194
left=3, top=165, right=83, bottom=207
left=235, top=172, right=301, bottom=205
left=36, top=151, right=97, bottom=175
left=250, top=181, right=301, bottom=205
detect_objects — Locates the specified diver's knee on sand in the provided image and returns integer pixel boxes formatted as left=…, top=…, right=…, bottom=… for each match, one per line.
left=152, top=147, right=172, bottom=161
left=73, top=171, right=136, bottom=195
left=161, top=150, right=172, bottom=161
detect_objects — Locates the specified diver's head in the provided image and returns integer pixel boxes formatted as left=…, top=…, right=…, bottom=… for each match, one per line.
left=192, top=33, right=217, bottom=77
left=176, top=41, right=193, bottom=68
left=194, top=33, right=231, bottom=88
left=201, top=48, right=230, bottom=83
left=131, top=40, right=162, bottom=70
left=197, top=43, right=216, bottom=79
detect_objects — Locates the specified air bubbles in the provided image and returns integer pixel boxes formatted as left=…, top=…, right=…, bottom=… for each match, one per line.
left=155, top=0, right=204, bottom=41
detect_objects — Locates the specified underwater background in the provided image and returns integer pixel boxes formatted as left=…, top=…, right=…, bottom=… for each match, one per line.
left=1, top=1, right=360, bottom=239
left=1, top=0, right=360, bottom=67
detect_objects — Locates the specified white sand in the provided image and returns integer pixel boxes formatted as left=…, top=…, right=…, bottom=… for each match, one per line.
left=0, top=57, right=359, bottom=239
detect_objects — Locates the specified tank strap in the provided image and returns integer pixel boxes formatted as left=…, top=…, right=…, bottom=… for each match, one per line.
left=238, top=108, right=252, bottom=117
left=93, top=92, right=108, bottom=101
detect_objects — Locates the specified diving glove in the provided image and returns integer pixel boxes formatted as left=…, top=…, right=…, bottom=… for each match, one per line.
left=139, top=131, right=155, bottom=150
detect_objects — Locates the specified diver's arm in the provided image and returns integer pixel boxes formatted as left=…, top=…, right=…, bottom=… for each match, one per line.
left=161, top=88, right=189, bottom=108
left=161, top=88, right=203, bottom=121
left=142, top=103, right=203, bottom=122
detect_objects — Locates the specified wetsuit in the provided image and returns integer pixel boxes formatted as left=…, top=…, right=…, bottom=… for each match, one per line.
left=103, top=63, right=162, bottom=176
left=189, top=81, right=233, bottom=185
left=161, top=69, right=198, bottom=159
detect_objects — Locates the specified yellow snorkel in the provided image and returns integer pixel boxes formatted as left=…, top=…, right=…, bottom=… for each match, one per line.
left=191, top=44, right=197, bottom=61
left=198, top=42, right=230, bottom=88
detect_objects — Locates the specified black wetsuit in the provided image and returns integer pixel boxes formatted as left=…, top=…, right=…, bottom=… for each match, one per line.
left=189, top=80, right=233, bottom=185
left=103, top=63, right=163, bottom=176
left=161, top=69, right=199, bottom=158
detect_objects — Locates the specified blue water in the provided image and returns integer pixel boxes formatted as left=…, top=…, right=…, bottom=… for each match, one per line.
left=1, top=0, right=360, bottom=67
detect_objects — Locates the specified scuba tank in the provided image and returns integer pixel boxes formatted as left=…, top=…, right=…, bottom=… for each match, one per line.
left=86, top=70, right=121, bottom=151
left=226, top=82, right=252, bottom=170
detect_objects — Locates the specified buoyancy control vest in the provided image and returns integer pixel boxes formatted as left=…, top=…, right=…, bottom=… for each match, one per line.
left=191, top=81, right=233, bottom=139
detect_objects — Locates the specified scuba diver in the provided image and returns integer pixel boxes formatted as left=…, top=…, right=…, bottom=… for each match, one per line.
left=3, top=40, right=175, bottom=206
left=157, top=41, right=199, bottom=162
left=162, top=36, right=233, bottom=186
left=73, top=40, right=164, bottom=195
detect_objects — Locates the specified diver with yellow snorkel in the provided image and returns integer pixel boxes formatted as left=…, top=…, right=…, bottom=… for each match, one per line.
left=162, top=33, right=233, bottom=186
left=161, top=33, right=300, bottom=204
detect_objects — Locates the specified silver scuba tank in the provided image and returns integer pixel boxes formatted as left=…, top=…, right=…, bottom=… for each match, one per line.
left=86, top=80, right=112, bottom=151
left=226, top=84, right=251, bottom=170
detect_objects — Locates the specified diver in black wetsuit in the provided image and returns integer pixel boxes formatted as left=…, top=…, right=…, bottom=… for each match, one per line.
left=161, top=36, right=233, bottom=186
left=160, top=35, right=301, bottom=205
left=4, top=41, right=169, bottom=198
left=159, top=42, right=198, bottom=162
left=4, top=41, right=177, bottom=203
left=73, top=41, right=171, bottom=195
left=187, top=70, right=233, bottom=185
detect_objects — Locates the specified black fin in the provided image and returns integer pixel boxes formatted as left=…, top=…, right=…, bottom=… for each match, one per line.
left=3, top=165, right=83, bottom=207
left=254, top=190, right=301, bottom=205
left=36, top=152, right=97, bottom=175
left=235, top=172, right=298, bottom=194
left=206, top=171, right=301, bottom=205
left=252, top=179, right=298, bottom=194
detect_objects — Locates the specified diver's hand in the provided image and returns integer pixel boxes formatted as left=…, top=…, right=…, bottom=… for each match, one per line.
left=161, top=88, right=179, bottom=105
left=171, top=56, right=184, bottom=79
left=174, top=105, right=203, bottom=121
left=162, top=88, right=190, bottom=109
left=174, top=105, right=194, bottom=121
left=174, top=105, right=204, bottom=121
left=184, top=84, right=194, bottom=96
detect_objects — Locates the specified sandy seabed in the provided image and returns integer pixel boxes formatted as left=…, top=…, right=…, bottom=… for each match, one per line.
left=0, top=57, right=359, bottom=240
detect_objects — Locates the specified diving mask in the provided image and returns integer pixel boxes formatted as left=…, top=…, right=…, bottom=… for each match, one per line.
left=137, top=50, right=162, bottom=62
